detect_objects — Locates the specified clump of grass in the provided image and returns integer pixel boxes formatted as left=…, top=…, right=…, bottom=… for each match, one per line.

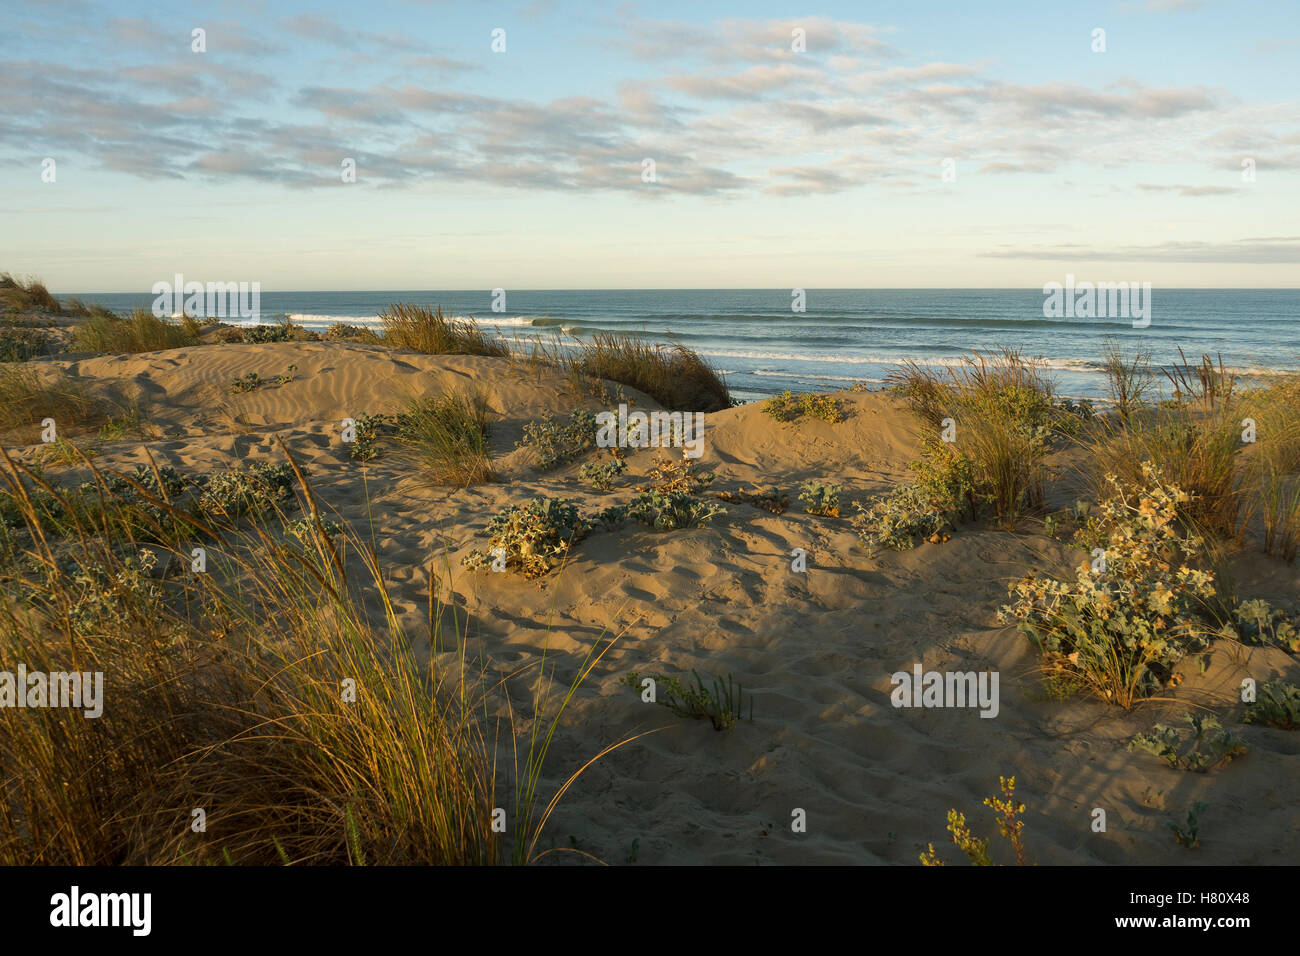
left=559, top=332, right=729, bottom=412
left=463, top=497, right=589, bottom=578
left=798, top=480, right=841, bottom=517
left=1100, top=336, right=1154, bottom=422
left=0, top=273, right=60, bottom=313
left=763, top=390, right=845, bottom=423
left=0, top=365, right=107, bottom=438
left=516, top=409, right=598, bottom=470
left=920, top=776, right=1029, bottom=866
left=380, top=304, right=509, bottom=357
left=1129, top=713, right=1247, bottom=772
left=888, top=349, right=1060, bottom=525
left=999, top=464, right=1216, bottom=707
left=71, top=308, right=200, bottom=354
left=1243, top=680, right=1300, bottom=729
left=621, top=669, right=751, bottom=731
left=713, top=485, right=790, bottom=514
left=627, top=489, right=724, bottom=530
left=398, top=388, right=494, bottom=486
left=579, top=457, right=626, bottom=492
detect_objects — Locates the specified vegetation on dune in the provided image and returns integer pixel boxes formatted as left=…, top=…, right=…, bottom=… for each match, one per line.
left=0, top=447, right=628, bottom=865
left=71, top=307, right=200, bottom=354
left=920, top=776, right=1030, bottom=867
left=380, top=303, right=510, bottom=357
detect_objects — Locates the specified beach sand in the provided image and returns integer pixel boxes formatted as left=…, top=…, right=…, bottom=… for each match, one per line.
left=13, top=339, right=1299, bottom=865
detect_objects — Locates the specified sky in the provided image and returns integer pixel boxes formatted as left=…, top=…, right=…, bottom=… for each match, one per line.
left=1, top=0, right=1298, bottom=292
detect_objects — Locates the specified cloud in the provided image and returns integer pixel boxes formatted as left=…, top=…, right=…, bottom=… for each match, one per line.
left=983, top=238, right=1300, bottom=264
left=1136, top=183, right=1239, bottom=196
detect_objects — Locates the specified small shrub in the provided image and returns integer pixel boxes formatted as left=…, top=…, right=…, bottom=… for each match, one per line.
left=462, top=497, right=589, bottom=578
left=348, top=412, right=403, bottom=462
left=798, top=480, right=841, bottom=517
left=763, top=390, right=845, bottom=423
left=627, top=490, right=724, bottom=531
left=1219, top=598, right=1300, bottom=653
left=579, top=458, right=627, bottom=492
left=325, top=323, right=381, bottom=344
left=1100, top=337, right=1154, bottom=422
left=999, top=464, right=1216, bottom=707
left=594, top=504, right=629, bottom=531
left=644, top=452, right=714, bottom=494
left=1168, top=802, right=1209, bottom=849
left=243, top=322, right=295, bottom=344
left=920, top=776, right=1029, bottom=866
left=230, top=372, right=265, bottom=394
left=1129, top=713, right=1247, bottom=772
left=196, top=462, right=296, bottom=521
left=1243, top=680, right=1300, bottom=729
left=620, top=670, right=751, bottom=731
left=516, top=409, right=597, bottom=470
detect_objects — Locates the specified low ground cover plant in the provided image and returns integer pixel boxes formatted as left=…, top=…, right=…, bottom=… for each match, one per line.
left=1129, top=713, right=1247, bottom=772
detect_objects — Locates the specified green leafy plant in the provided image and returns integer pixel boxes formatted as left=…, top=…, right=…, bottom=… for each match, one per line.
left=1219, top=598, right=1300, bottom=653
left=999, top=464, right=1216, bottom=707
left=621, top=669, right=752, bottom=731
left=463, top=497, right=590, bottom=578
left=627, top=490, right=724, bottom=531
left=229, top=372, right=265, bottom=393
left=196, top=462, right=297, bottom=522
left=798, top=480, right=841, bottom=517
left=763, top=390, right=845, bottom=423
left=1129, top=713, right=1247, bottom=772
left=349, top=412, right=404, bottom=462
left=579, top=458, right=627, bottom=492
left=516, top=409, right=598, bottom=470
left=1243, top=680, right=1300, bottom=729
left=1168, top=801, right=1209, bottom=849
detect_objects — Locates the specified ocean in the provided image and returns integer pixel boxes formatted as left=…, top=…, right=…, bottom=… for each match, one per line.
left=70, top=289, right=1299, bottom=401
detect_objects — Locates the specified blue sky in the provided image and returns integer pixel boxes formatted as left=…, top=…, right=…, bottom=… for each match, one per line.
left=2, top=0, right=1298, bottom=291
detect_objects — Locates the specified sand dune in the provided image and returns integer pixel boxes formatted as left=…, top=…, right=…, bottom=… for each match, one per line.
left=15, top=341, right=1299, bottom=865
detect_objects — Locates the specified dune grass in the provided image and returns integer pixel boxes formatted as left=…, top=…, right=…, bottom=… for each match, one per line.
left=1099, top=335, right=1154, bottom=422
left=71, top=307, right=201, bottom=354
left=0, top=445, right=632, bottom=865
left=888, top=348, right=1059, bottom=525
left=398, top=387, right=495, bottom=486
left=380, top=304, right=510, bottom=357
left=0, top=364, right=109, bottom=438
left=558, top=332, right=730, bottom=412
left=0, top=273, right=60, bottom=313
